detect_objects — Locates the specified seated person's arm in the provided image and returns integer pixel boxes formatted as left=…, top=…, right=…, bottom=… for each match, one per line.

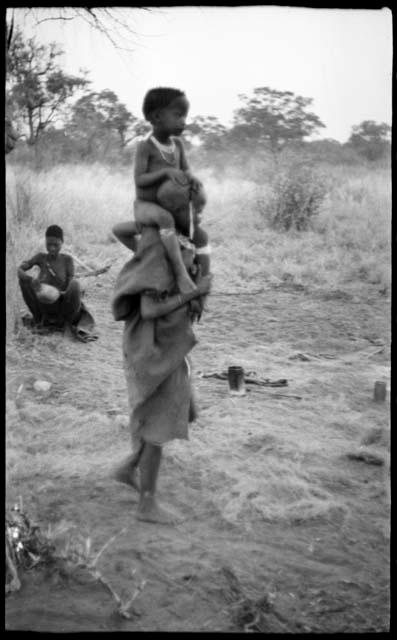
left=17, top=254, right=41, bottom=281
left=134, top=141, right=171, bottom=189
left=64, top=255, right=75, bottom=291
left=112, top=221, right=140, bottom=252
left=140, top=274, right=212, bottom=320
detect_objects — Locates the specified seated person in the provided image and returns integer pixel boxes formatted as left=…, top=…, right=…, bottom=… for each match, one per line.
left=17, top=224, right=82, bottom=331
left=133, top=87, right=211, bottom=293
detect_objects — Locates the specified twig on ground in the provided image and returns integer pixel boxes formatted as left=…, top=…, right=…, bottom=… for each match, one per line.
left=76, top=264, right=112, bottom=278
left=64, top=247, right=114, bottom=277
left=90, top=527, right=127, bottom=567
left=119, top=578, right=148, bottom=618
left=80, top=528, right=146, bottom=619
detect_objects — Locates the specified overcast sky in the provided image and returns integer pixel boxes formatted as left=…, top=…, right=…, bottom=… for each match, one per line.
left=9, top=6, right=392, bottom=142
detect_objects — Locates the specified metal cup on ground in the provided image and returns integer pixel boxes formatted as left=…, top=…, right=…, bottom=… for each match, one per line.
left=228, top=366, right=246, bottom=396
left=373, top=381, right=386, bottom=402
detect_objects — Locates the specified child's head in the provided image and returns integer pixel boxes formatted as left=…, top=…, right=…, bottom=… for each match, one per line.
left=142, top=87, right=189, bottom=136
left=45, top=225, right=63, bottom=257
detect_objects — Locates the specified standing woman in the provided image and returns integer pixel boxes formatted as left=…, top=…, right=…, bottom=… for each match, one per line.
left=112, top=223, right=211, bottom=524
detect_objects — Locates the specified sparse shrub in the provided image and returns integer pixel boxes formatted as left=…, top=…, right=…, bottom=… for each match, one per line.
left=258, top=164, right=328, bottom=231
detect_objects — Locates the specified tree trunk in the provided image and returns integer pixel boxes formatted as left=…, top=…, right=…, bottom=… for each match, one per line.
left=27, top=108, right=35, bottom=145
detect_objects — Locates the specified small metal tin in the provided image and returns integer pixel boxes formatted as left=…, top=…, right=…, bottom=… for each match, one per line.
left=228, top=366, right=246, bottom=396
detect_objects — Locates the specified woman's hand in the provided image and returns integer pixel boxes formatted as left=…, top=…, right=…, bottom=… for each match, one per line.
left=195, top=273, right=213, bottom=297
left=188, top=298, right=203, bottom=323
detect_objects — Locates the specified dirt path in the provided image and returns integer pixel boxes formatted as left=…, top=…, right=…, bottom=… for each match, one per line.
left=6, top=247, right=390, bottom=632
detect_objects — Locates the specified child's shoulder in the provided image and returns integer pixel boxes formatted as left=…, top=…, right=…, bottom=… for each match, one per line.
left=136, top=137, right=153, bottom=154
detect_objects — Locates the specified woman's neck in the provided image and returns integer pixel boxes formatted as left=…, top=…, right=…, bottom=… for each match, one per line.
left=47, top=253, right=60, bottom=262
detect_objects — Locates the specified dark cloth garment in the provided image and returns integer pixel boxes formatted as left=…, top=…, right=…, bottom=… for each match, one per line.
left=18, top=277, right=97, bottom=341
left=112, top=226, right=197, bottom=447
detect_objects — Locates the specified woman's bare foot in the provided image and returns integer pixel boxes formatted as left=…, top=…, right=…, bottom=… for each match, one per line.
left=112, top=461, right=140, bottom=492
left=136, top=494, right=181, bottom=525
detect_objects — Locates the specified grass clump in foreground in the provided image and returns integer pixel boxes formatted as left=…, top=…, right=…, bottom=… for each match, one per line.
left=257, top=162, right=329, bottom=231
left=6, top=499, right=146, bottom=620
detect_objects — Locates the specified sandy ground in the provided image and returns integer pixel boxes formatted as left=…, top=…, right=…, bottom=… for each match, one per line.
left=6, top=246, right=390, bottom=632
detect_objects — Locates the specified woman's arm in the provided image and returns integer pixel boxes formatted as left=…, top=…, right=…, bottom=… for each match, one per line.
left=17, top=254, right=41, bottom=281
left=112, top=221, right=140, bottom=252
left=140, top=275, right=212, bottom=320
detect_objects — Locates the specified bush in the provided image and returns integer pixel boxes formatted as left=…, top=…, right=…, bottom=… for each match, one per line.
left=258, top=163, right=328, bottom=231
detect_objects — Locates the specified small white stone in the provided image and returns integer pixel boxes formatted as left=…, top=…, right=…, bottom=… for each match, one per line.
left=33, top=380, right=52, bottom=393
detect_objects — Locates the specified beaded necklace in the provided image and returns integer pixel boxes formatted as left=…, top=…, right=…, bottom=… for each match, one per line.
left=150, top=135, right=177, bottom=165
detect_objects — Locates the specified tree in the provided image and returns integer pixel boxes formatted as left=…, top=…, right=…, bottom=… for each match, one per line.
left=7, top=28, right=89, bottom=145
left=6, top=7, right=151, bottom=52
left=67, top=90, right=137, bottom=155
left=233, top=87, right=325, bottom=155
left=347, top=120, right=391, bottom=161
left=185, top=116, right=228, bottom=151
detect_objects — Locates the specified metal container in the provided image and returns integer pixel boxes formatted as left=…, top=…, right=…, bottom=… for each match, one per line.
left=228, top=366, right=246, bottom=396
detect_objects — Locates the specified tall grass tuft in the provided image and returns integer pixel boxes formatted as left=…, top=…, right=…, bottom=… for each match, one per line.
left=258, top=163, right=329, bottom=231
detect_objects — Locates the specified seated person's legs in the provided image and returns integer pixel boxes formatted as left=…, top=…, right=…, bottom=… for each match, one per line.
left=61, top=279, right=81, bottom=325
left=18, top=275, right=42, bottom=323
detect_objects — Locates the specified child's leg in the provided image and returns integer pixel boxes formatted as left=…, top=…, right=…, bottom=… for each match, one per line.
left=112, top=220, right=140, bottom=252
left=135, top=200, right=196, bottom=295
left=136, top=442, right=180, bottom=524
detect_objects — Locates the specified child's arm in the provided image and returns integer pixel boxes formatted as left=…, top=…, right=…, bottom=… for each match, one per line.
left=134, top=140, right=174, bottom=189
left=112, top=221, right=140, bottom=252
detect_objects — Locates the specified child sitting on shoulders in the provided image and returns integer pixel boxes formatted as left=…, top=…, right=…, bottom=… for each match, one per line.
left=133, top=87, right=211, bottom=294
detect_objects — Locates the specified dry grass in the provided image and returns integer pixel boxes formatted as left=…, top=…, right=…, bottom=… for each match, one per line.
left=5, top=158, right=390, bottom=631
left=198, top=165, right=391, bottom=293
left=6, top=160, right=391, bottom=335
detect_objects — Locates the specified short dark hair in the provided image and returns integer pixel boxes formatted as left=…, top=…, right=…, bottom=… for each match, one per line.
left=142, top=87, right=186, bottom=121
left=45, top=225, right=64, bottom=241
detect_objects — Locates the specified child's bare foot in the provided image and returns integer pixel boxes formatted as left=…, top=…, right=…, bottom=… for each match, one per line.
left=178, top=275, right=197, bottom=296
left=136, top=494, right=181, bottom=525
left=112, top=462, right=140, bottom=492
